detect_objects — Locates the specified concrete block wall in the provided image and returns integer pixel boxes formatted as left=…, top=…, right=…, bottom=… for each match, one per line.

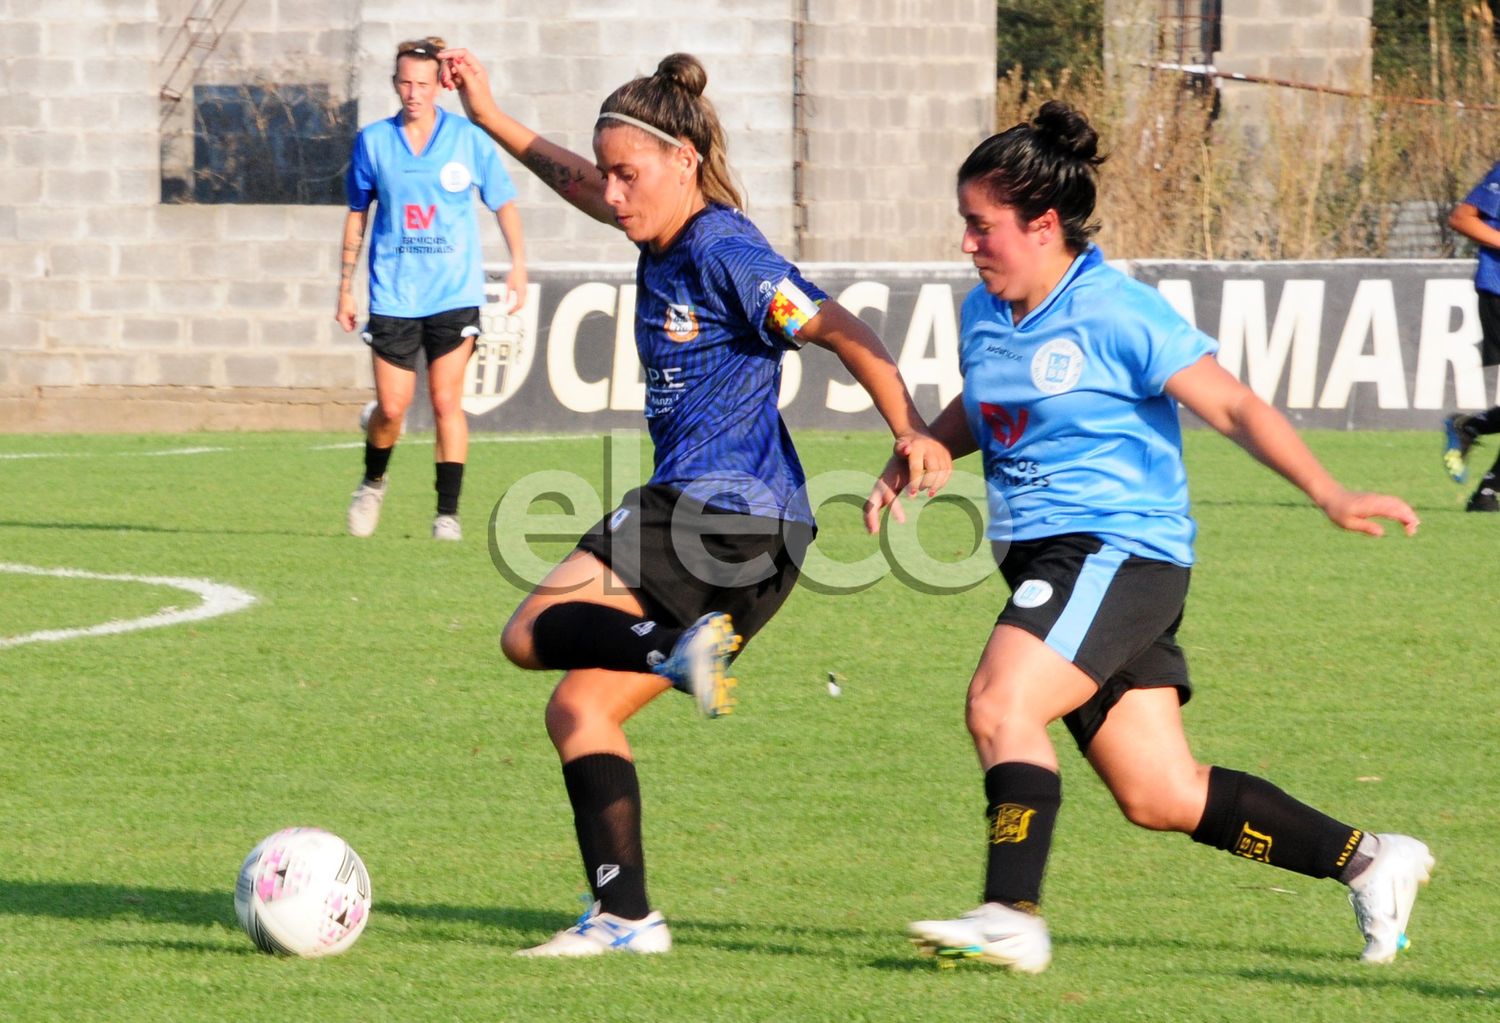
left=1, top=0, right=995, bottom=430
left=798, top=0, right=996, bottom=262
left=1215, top=0, right=1373, bottom=129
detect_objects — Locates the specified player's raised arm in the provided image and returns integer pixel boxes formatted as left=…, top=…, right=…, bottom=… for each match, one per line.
left=439, top=47, right=613, bottom=226
left=1164, top=353, right=1420, bottom=537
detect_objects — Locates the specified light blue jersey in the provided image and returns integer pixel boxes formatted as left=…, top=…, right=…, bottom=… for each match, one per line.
left=633, top=205, right=826, bottom=525
left=346, top=108, right=516, bottom=317
left=960, top=246, right=1217, bottom=566
left=1461, top=161, right=1500, bottom=295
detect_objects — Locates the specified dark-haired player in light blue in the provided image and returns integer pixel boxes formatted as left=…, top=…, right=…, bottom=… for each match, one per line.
left=337, top=37, right=527, bottom=542
left=867, top=101, right=1432, bottom=974
left=1441, top=162, right=1500, bottom=511
left=441, top=47, right=950, bottom=956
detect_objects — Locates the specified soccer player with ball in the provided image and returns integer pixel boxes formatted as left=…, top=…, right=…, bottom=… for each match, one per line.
left=865, top=102, right=1433, bottom=973
left=440, top=47, right=950, bottom=955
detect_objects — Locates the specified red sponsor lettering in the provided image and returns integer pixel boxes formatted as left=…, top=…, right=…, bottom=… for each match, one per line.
left=404, top=204, right=436, bottom=230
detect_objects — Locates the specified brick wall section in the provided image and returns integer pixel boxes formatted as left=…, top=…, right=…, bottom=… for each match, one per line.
left=0, top=1, right=995, bottom=428
left=798, top=1, right=996, bottom=262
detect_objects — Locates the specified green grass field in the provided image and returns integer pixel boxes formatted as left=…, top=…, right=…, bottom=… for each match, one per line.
left=0, top=428, right=1495, bottom=1022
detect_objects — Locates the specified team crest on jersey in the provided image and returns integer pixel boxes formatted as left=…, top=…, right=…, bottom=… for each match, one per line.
left=439, top=161, right=472, bottom=192
left=1031, top=337, right=1085, bottom=395
left=979, top=402, right=1029, bottom=448
left=664, top=303, right=700, bottom=342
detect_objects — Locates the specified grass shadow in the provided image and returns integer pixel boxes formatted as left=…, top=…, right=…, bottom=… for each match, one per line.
left=0, top=879, right=229, bottom=927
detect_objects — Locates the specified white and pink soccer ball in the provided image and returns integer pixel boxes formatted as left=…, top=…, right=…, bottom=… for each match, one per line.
left=234, top=827, right=371, bottom=957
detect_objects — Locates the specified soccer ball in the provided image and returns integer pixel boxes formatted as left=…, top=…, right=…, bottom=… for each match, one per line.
left=234, top=827, right=372, bottom=957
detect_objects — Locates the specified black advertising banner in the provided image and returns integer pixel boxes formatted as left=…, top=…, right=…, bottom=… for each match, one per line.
left=407, top=260, right=1498, bottom=432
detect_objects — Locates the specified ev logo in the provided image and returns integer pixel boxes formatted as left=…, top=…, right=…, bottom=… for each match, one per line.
left=404, top=204, right=436, bottom=230
left=979, top=401, right=1028, bottom=448
left=1031, top=338, right=1084, bottom=395
left=439, top=161, right=472, bottom=192
left=1012, top=579, right=1053, bottom=608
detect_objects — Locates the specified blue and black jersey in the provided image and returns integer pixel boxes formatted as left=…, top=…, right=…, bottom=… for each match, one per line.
left=632, top=204, right=826, bottom=525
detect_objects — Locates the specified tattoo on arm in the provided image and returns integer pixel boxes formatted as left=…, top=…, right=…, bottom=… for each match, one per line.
left=527, top=151, right=587, bottom=195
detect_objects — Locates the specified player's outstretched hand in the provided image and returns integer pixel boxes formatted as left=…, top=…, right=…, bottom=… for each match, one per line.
left=863, top=453, right=910, bottom=534
left=895, top=431, right=952, bottom=499
left=1318, top=488, right=1420, bottom=537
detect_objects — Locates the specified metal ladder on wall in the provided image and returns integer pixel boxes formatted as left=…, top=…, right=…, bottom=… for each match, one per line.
left=157, top=0, right=248, bottom=127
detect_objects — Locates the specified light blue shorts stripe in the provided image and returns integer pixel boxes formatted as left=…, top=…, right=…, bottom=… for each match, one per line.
left=1043, top=546, right=1129, bottom=662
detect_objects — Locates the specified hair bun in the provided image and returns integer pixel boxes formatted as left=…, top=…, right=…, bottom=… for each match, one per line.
left=654, top=53, right=708, bottom=97
left=1032, top=100, right=1099, bottom=163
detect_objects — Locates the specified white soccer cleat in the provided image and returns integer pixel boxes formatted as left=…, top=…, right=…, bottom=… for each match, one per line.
left=651, top=612, right=741, bottom=718
left=908, top=902, right=1052, bottom=973
left=432, top=514, right=462, bottom=541
left=1347, top=833, right=1434, bottom=963
left=346, top=478, right=387, bottom=538
left=514, top=902, right=672, bottom=957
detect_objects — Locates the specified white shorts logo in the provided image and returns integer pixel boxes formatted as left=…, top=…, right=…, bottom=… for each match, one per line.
left=1012, top=579, right=1054, bottom=608
left=608, top=507, right=631, bottom=531
left=1031, top=338, right=1084, bottom=395
left=439, top=161, right=472, bottom=192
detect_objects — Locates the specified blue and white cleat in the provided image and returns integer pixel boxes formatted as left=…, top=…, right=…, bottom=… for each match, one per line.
left=515, top=901, right=672, bottom=957
left=652, top=612, right=741, bottom=718
left=1347, top=833, right=1434, bottom=963
left=1443, top=414, right=1477, bottom=483
left=908, top=902, right=1052, bottom=973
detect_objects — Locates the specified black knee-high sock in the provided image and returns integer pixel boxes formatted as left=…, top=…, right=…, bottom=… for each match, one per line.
left=561, top=753, right=650, bottom=919
left=364, top=443, right=393, bottom=482
left=1474, top=448, right=1500, bottom=495
left=981, top=762, right=1062, bottom=912
left=435, top=461, right=464, bottom=516
left=1190, top=767, right=1365, bottom=880
left=531, top=603, right=682, bottom=673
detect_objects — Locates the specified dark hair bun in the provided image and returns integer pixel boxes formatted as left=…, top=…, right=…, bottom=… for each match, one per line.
left=655, top=53, right=708, bottom=97
left=1033, top=100, right=1100, bottom=164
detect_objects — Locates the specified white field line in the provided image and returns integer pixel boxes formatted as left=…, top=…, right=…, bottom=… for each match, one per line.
left=0, top=447, right=232, bottom=461
left=0, top=563, right=257, bottom=650
left=310, top=433, right=591, bottom=451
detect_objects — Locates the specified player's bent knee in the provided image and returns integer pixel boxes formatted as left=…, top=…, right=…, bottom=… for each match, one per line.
left=1113, top=780, right=1205, bottom=833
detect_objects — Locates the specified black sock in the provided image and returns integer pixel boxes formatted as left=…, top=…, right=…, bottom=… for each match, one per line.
left=1465, top=405, right=1500, bottom=434
left=435, top=461, right=464, bottom=516
left=561, top=753, right=650, bottom=919
left=531, top=603, right=682, bottom=673
left=363, top=443, right=393, bottom=483
left=1190, top=767, right=1364, bottom=880
left=980, top=762, right=1061, bottom=912
left=1474, top=449, right=1500, bottom=494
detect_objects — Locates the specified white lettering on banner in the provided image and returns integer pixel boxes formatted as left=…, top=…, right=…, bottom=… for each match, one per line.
left=1155, top=279, right=1196, bottom=325
left=898, top=284, right=963, bottom=406
left=1216, top=279, right=1324, bottom=407
left=549, top=282, right=616, bottom=413
left=827, top=281, right=890, bottom=413
left=1319, top=279, right=1408, bottom=409
left=778, top=348, right=802, bottom=409
left=1414, top=278, right=1488, bottom=409
left=610, top=284, right=645, bottom=411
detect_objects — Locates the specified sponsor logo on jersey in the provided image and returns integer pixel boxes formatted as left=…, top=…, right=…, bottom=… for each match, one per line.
left=439, top=161, right=472, bottom=192
left=664, top=303, right=699, bottom=342
left=979, top=401, right=1029, bottom=448
left=988, top=804, right=1037, bottom=844
left=1012, top=579, right=1053, bottom=608
left=404, top=204, right=436, bottom=230
left=1031, top=337, right=1085, bottom=394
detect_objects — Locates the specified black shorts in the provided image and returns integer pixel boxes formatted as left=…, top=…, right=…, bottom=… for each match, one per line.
left=575, top=484, right=814, bottom=649
left=362, top=307, right=481, bottom=371
left=996, top=533, right=1192, bottom=753
left=1477, top=289, right=1500, bottom=367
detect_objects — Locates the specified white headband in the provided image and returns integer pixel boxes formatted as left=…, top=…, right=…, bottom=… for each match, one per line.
left=598, top=111, right=685, bottom=149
